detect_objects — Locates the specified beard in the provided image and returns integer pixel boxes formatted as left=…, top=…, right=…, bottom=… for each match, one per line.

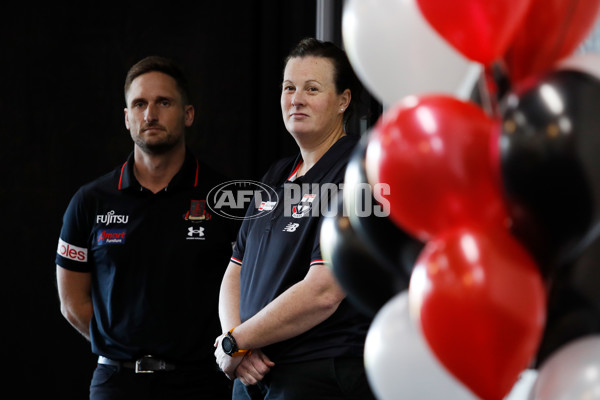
left=132, top=124, right=184, bottom=155
left=134, top=136, right=180, bottom=155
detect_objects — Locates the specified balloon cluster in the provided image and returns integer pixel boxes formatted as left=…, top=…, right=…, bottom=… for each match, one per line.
left=321, top=1, right=600, bottom=399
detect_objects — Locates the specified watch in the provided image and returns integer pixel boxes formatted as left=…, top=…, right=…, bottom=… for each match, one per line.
left=221, top=329, right=250, bottom=357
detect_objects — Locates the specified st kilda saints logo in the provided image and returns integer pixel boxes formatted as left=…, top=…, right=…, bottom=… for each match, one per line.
left=291, top=194, right=316, bottom=218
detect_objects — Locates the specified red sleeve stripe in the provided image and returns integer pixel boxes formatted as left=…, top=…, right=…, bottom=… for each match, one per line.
left=230, top=257, right=243, bottom=265
left=310, top=259, right=325, bottom=266
left=118, top=161, right=128, bottom=190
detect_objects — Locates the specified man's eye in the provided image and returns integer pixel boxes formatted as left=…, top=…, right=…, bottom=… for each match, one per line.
left=160, top=100, right=171, bottom=106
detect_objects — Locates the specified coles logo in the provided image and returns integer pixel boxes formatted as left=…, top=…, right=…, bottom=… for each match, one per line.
left=57, top=239, right=88, bottom=262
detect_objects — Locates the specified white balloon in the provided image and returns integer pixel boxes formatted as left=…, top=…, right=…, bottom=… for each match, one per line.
left=364, top=291, right=478, bottom=400
left=342, top=0, right=481, bottom=106
left=505, top=370, right=538, bottom=400
left=557, top=52, right=600, bottom=81
left=531, top=335, right=600, bottom=400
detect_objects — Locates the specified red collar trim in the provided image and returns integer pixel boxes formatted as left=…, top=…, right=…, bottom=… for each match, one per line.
left=287, top=161, right=302, bottom=181
left=118, top=161, right=127, bottom=190
left=118, top=157, right=199, bottom=190
left=194, top=157, right=199, bottom=188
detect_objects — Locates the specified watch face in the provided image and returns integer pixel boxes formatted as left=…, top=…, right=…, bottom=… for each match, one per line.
left=222, top=336, right=234, bottom=354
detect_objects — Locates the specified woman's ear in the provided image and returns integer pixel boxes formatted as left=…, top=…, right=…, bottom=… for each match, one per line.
left=340, top=89, right=351, bottom=111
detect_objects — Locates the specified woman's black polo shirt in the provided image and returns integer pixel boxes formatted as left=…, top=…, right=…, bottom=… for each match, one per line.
left=56, top=150, right=240, bottom=364
left=231, top=135, right=372, bottom=364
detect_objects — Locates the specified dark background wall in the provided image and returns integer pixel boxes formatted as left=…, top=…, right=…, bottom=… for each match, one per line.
left=0, top=3, right=325, bottom=398
left=4, top=2, right=600, bottom=398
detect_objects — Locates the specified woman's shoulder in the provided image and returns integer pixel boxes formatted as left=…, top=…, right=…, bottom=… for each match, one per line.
left=260, top=155, right=298, bottom=184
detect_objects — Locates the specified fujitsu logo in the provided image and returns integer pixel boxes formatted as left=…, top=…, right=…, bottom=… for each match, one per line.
left=96, top=210, right=129, bottom=225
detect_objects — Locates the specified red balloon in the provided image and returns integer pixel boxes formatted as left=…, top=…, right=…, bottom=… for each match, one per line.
left=409, top=227, right=546, bottom=400
left=416, top=0, right=532, bottom=64
left=504, top=0, right=600, bottom=83
left=365, top=96, right=507, bottom=241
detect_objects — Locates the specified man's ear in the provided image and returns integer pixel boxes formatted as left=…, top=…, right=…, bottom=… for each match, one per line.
left=184, top=105, right=195, bottom=127
left=124, top=108, right=130, bottom=130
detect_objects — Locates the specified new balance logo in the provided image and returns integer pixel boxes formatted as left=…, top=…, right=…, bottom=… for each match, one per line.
left=283, top=223, right=300, bottom=232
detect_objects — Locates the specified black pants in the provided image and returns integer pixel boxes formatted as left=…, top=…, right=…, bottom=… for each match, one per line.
left=90, top=364, right=231, bottom=400
left=232, top=357, right=376, bottom=400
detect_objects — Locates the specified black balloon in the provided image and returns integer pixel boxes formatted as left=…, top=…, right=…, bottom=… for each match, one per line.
left=320, top=196, right=409, bottom=317
left=535, top=232, right=600, bottom=366
left=343, top=133, right=423, bottom=278
left=500, top=69, right=600, bottom=276
left=320, top=133, right=424, bottom=316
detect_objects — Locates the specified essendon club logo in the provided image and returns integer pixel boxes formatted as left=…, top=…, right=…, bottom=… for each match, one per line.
left=184, top=199, right=211, bottom=221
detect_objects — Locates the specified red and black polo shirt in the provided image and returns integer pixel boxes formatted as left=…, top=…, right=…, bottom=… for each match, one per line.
left=56, top=149, right=240, bottom=364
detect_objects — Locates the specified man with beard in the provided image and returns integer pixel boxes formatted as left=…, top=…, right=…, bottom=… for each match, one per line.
left=55, top=56, right=239, bottom=399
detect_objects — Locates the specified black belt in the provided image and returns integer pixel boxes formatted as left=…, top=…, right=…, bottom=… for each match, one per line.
left=98, top=355, right=176, bottom=373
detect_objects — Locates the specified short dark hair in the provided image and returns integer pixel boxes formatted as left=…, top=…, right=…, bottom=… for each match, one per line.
left=285, top=38, right=363, bottom=125
left=124, top=56, right=191, bottom=105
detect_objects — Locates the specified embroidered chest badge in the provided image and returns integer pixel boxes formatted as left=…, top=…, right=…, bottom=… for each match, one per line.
left=291, top=194, right=316, bottom=218
left=184, top=200, right=212, bottom=221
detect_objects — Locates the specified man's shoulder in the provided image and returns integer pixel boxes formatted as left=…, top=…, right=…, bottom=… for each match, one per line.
left=69, top=166, right=123, bottom=205
left=81, top=167, right=121, bottom=192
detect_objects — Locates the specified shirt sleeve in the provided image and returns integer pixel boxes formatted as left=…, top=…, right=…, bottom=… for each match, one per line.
left=230, top=209, right=250, bottom=266
left=55, top=188, right=93, bottom=272
left=310, top=218, right=326, bottom=267
left=310, top=178, right=346, bottom=267
left=310, top=195, right=331, bottom=267
left=229, top=164, right=283, bottom=266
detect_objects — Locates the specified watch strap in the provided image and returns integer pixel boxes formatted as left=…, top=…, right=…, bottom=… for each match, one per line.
left=227, top=329, right=251, bottom=357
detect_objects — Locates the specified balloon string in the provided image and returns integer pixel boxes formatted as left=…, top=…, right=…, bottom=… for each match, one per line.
left=477, top=65, right=501, bottom=119
left=557, top=220, right=600, bottom=271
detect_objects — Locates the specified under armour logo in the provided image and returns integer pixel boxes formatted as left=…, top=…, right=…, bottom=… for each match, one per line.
left=188, top=226, right=205, bottom=237
left=283, top=223, right=300, bottom=232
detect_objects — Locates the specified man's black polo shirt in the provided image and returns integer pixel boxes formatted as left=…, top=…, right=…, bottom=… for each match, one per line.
left=56, top=150, right=240, bottom=364
left=231, top=135, right=372, bottom=364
